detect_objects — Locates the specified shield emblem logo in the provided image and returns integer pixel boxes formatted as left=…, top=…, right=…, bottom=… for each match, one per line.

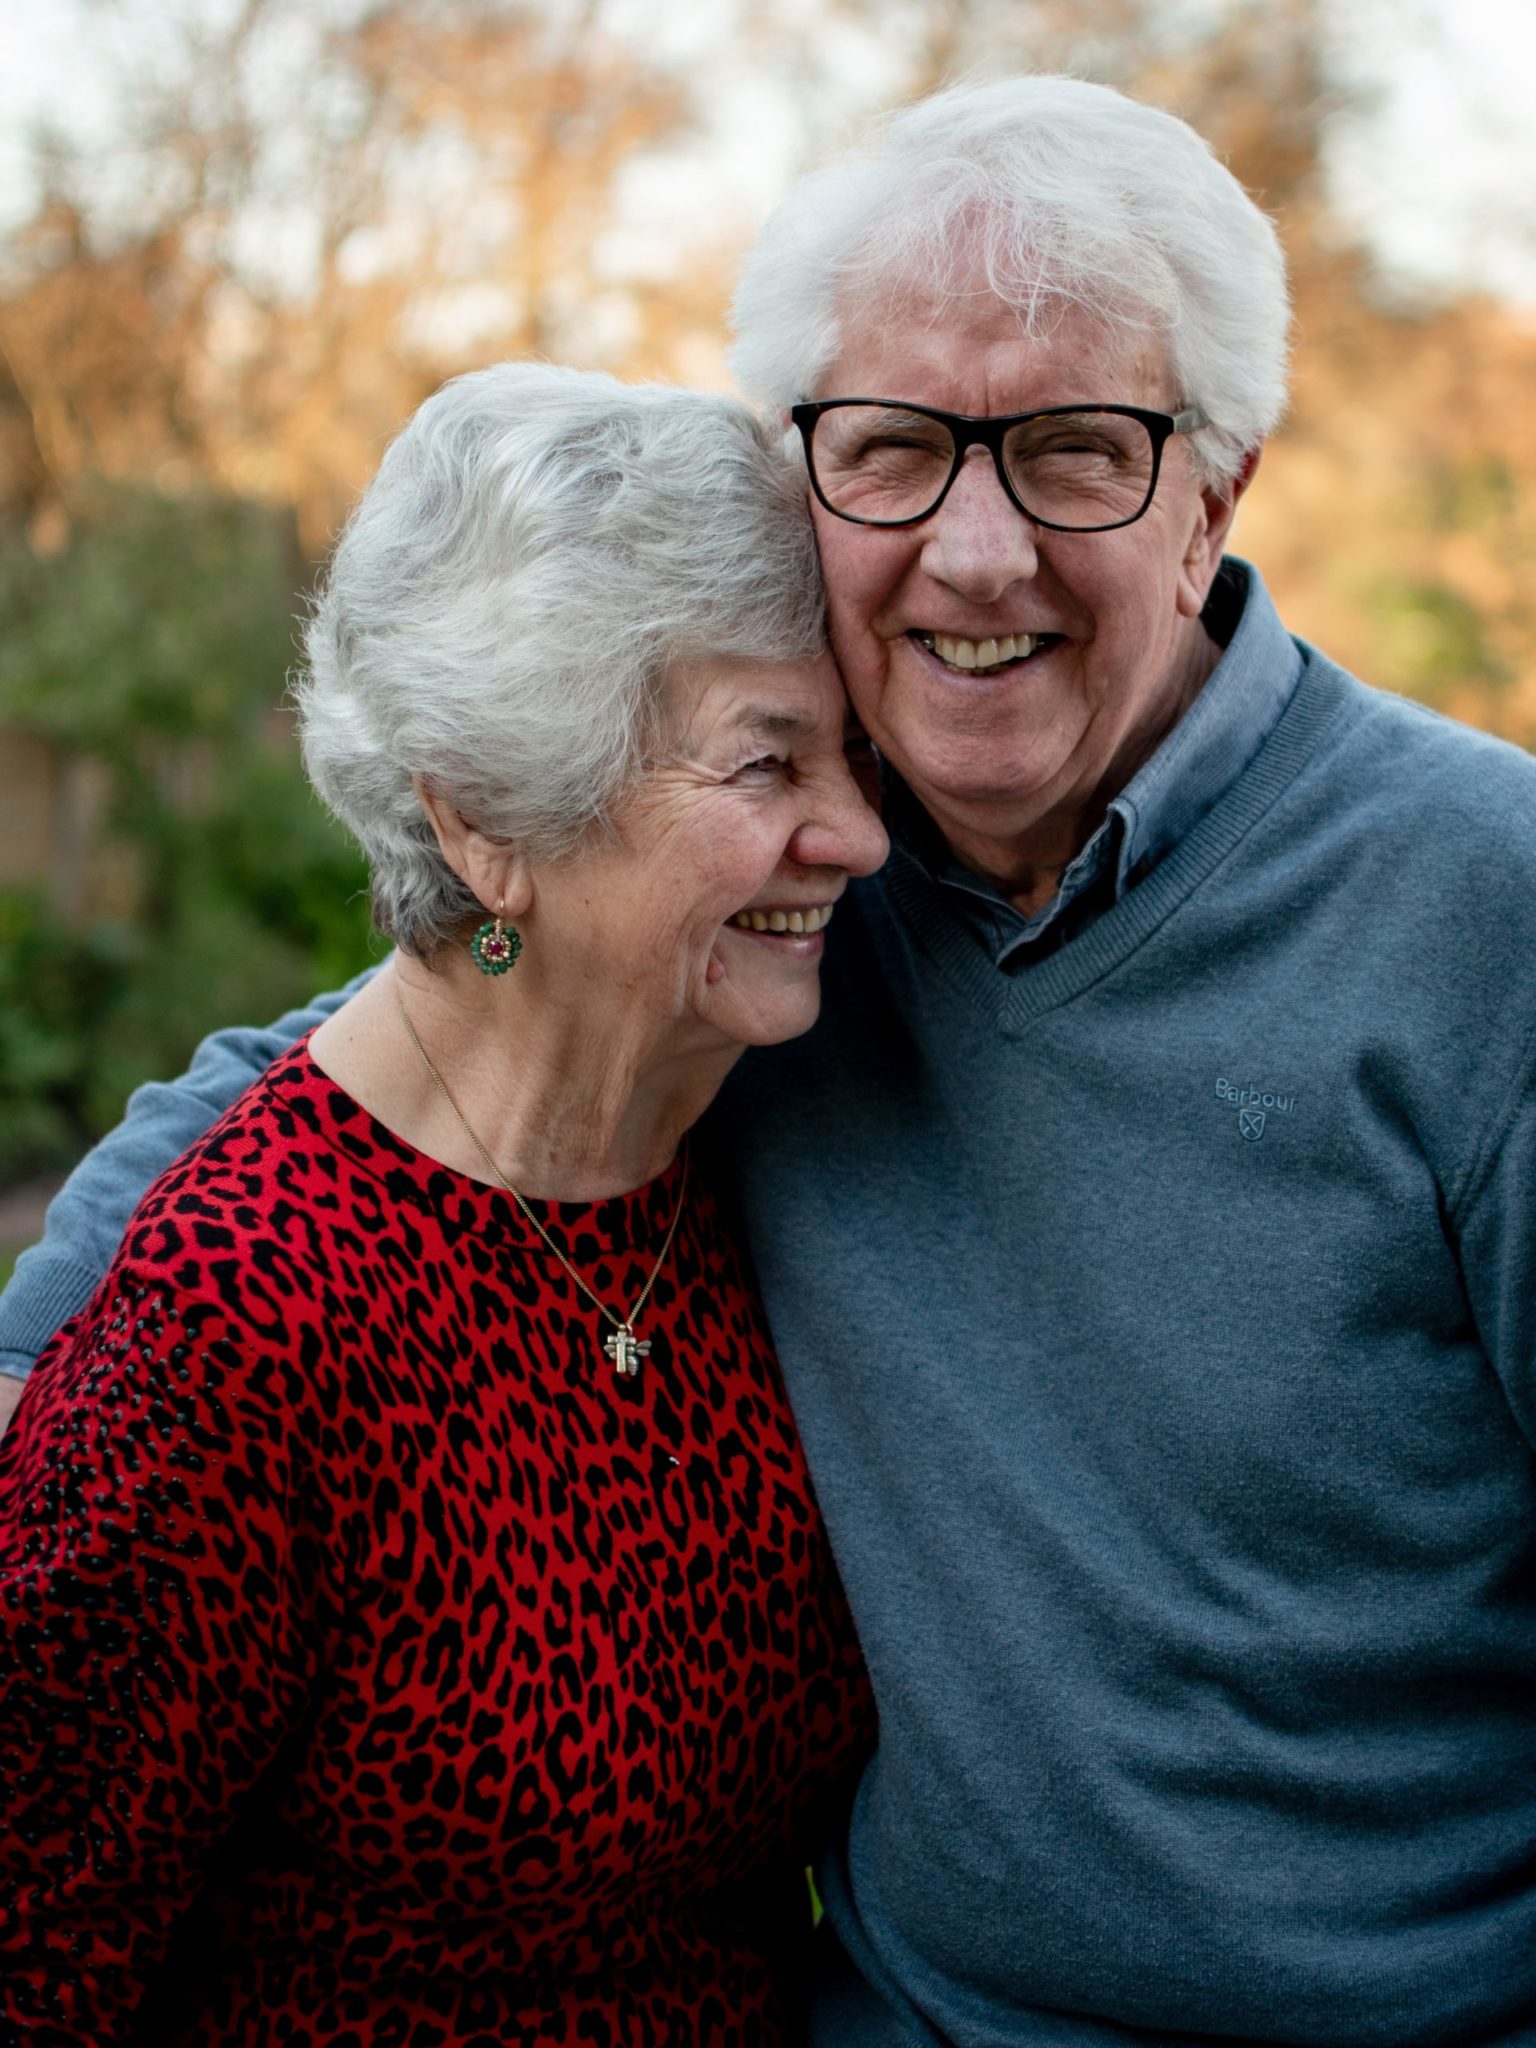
left=1238, top=1106, right=1266, bottom=1142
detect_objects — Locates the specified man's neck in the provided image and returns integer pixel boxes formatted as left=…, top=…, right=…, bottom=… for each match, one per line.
left=940, top=820, right=1102, bottom=917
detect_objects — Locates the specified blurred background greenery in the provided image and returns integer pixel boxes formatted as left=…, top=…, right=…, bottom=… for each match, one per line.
left=0, top=488, right=371, bottom=1184
left=1, top=0, right=1533, bottom=1217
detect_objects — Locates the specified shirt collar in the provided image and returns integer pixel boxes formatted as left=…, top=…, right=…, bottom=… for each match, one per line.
left=884, top=558, right=1303, bottom=963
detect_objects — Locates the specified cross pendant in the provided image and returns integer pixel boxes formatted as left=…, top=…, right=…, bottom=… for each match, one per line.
left=604, top=1323, right=650, bottom=1379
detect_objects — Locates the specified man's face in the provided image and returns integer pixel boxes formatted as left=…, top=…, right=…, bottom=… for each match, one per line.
left=808, top=290, right=1246, bottom=877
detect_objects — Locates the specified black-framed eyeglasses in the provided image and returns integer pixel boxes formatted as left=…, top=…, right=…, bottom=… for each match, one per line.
left=790, top=398, right=1209, bottom=532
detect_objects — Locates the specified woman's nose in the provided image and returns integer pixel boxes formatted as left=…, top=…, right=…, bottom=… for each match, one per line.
left=788, top=758, right=889, bottom=877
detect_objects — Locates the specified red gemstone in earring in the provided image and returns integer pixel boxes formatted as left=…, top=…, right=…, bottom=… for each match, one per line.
left=470, top=917, right=522, bottom=976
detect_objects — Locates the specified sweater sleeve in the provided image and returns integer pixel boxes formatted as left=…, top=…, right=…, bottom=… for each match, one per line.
left=0, top=1262, right=328, bottom=2047
left=0, top=967, right=380, bottom=1382
left=1453, top=1040, right=1536, bottom=1451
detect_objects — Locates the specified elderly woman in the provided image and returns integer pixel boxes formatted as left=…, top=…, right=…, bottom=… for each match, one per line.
left=0, top=364, right=886, bottom=2046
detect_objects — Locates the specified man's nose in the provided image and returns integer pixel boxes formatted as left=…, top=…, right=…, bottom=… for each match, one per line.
left=918, top=447, right=1040, bottom=601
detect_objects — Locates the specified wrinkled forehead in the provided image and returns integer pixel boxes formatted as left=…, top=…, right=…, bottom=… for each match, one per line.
left=819, top=270, right=1175, bottom=410
left=659, top=650, right=845, bottom=748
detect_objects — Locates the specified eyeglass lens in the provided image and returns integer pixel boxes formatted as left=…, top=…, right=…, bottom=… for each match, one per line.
left=809, top=406, right=1159, bottom=528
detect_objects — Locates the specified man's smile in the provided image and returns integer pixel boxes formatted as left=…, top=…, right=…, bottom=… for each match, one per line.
left=907, top=628, right=1065, bottom=679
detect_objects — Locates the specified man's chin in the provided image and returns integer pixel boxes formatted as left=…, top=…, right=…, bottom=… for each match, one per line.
left=898, top=752, right=1078, bottom=840
left=869, top=685, right=1084, bottom=818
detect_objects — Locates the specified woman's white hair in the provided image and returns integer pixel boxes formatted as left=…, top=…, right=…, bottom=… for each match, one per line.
left=730, top=75, right=1290, bottom=484
left=295, top=363, right=825, bottom=957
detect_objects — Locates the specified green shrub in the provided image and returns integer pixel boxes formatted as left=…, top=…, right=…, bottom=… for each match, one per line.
left=0, top=485, right=377, bottom=1185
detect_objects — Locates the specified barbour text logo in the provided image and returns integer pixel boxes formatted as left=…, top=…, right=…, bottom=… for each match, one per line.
left=1216, top=1077, right=1297, bottom=1142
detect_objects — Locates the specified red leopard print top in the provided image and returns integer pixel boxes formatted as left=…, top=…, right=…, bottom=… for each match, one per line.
left=0, top=1043, right=874, bottom=2047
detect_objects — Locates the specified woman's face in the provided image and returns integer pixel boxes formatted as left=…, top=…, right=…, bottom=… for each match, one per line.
left=527, top=651, right=889, bottom=1054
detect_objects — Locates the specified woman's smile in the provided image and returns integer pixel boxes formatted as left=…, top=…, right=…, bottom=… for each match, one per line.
left=727, top=900, right=836, bottom=936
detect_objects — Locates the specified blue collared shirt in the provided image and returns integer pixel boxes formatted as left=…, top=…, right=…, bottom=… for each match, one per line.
left=887, top=557, right=1303, bottom=966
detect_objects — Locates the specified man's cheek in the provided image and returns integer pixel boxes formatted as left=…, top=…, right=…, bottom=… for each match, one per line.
left=827, top=602, right=888, bottom=691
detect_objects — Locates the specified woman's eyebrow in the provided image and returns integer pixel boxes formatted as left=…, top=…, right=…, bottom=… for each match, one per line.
left=729, top=705, right=818, bottom=742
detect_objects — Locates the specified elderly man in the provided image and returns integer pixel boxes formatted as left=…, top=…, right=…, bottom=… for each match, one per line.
left=5, top=76, right=1536, bottom=2046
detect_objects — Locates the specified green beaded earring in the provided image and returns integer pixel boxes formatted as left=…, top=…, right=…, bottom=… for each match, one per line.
left=470, top=905, right=521, bottom=977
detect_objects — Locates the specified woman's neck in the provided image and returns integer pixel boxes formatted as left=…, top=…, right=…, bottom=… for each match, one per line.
left=309, top=953, right=740, bottom=1202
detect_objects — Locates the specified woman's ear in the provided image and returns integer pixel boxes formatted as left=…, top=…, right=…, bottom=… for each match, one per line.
left=413, top=778, right=532, bottom=918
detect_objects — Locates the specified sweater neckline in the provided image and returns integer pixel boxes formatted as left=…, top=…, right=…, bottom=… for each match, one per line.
left=880, top=645, right=1352, bottom=1032
left=260, top=1038, right=692, bottom=1258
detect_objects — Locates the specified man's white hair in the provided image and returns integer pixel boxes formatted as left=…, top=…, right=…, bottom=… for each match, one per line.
left=295, top=363, right=825, bottom=957
left=731, top=75, right=1290, bottom=484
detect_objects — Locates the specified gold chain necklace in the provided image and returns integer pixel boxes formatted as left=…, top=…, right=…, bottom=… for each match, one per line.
left=394, top=984, right=688, bottom=1379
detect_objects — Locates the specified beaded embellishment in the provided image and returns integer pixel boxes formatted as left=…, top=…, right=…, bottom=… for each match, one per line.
left=470, top=917, right=521, bottom=976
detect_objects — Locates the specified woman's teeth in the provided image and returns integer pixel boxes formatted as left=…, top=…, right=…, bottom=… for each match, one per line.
left=730, top=904, right=835, bottom=934
left=916, top=630, right=1042, bottom=675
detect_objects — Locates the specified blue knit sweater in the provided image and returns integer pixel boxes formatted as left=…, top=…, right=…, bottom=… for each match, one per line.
left=715, top=639, right=1536, bottom=2045
left=5, top=612, right=1536, bottom=2044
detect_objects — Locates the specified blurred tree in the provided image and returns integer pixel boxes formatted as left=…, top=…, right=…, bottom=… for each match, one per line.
left=0, top=0, right=688, bottom=549
left=0, top=485, right=372, bottom=1181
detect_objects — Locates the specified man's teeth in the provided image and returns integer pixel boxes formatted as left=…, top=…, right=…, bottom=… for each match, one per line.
left=922, top=631, right=1040, bottom=673
left=730, top=904, right=835, bottom=934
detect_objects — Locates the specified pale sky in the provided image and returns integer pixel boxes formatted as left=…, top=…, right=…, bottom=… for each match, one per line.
left=1326, top=0, right=1536, bottom=303
left=0, top=0, right=1531, bottom=309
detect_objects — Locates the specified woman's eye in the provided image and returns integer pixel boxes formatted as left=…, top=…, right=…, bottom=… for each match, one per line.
left=733, top=754, right=787, bottom=779
left=843, top=735, right=881, bottom=804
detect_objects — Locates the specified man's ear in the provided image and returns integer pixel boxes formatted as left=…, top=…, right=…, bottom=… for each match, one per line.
left=1177, top=444, right=1262, bottom=620
left=1205, top=444, right=1262, bottom=542
left=413, top=778, right=532, bottom=919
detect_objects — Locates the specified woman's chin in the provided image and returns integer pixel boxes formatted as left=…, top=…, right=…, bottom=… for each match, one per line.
left=704, top=928, right=827, bottom=1046
left=733, top=995, right=823, bottom=1049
